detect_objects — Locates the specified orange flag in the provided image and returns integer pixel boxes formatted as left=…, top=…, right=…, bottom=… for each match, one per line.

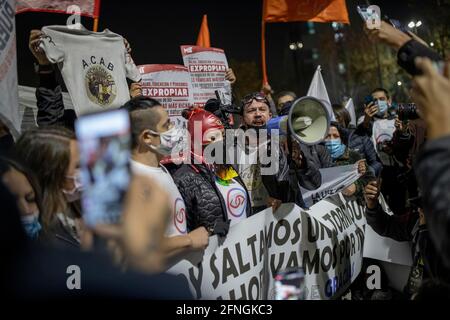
left=196, top=15, right=211, bottom=47
left=263, top=0, right=349, bottom=24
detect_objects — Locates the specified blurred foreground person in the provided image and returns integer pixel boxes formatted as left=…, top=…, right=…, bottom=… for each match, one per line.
left=0, top=157, right=43, bottom=240
left=14, top=127, right=83, bottom=248
left=1, top=175, right=192, bottom=299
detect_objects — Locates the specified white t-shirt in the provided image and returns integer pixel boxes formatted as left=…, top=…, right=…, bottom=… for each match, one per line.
left=130, top=160, right=187, bottom=237
left=372, top=119, right=396, bottom=166
left=40, top=25, right=141, bottom=115
left=237, top=142, right=269, bottom=210
left=215, top=179, right=248, bottom=227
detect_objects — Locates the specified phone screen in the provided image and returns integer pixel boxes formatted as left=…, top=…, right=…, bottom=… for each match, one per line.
left=75, top=109, right=131, bottom=227
left=357, top=5, right=380, bottom=23
left=274, top=268, right=306, bottom=300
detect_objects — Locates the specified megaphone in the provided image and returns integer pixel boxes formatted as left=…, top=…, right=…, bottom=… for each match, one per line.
left=267, top=96, right=330, bottom=145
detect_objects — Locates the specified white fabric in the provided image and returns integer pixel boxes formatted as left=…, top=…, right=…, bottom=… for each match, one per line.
left=215, top=178, right=248, bottom=227
left=40, top=25, right=141, bottom=115
left=131, top=160, right=187, bottom=236
left=307, top=65, right=336, bottom=122
left=344, top=98, right=357, bottom=127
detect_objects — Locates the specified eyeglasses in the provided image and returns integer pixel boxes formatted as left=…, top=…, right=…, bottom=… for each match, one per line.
left=242, top=92, right=269, bottom=106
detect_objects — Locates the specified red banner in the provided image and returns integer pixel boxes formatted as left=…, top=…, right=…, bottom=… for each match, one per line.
left=263, top=0, right=349, bottom=24
left=16, top=0, right=101, bottom=18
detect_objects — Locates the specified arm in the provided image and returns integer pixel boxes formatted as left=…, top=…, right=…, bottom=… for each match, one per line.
left=162, top=226, right=209, bottom=258
left=364, top=181, right=416, bottom=241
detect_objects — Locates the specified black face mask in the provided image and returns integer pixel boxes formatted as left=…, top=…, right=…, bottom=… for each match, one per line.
left=0, top=134, right=14, bottom=154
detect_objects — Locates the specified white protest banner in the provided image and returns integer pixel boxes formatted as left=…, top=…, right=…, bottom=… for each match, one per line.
left=300, top=163, right=361, bottom=207
left=0, top=0, right=20, bottom=138
left=180, top=45, right=230, bottom=107
left=167, top=193, right=367, bottom=300
left=139, top=64, right=193, bottom=127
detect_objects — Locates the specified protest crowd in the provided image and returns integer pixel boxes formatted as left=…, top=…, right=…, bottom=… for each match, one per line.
left=1, top=0, right=450, bottom=301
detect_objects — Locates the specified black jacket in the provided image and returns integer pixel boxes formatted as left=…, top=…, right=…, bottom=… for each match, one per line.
left=365, top=203, right=449, bottom=284
left=339, top=126, right=383, bottom=177
left=170, top=161, right=252, bottom=236
left=415, top=135, right=450, bottom=269
left=36, top=69, right=77, bottom=130
left=261, top=142, right=322, bottom=209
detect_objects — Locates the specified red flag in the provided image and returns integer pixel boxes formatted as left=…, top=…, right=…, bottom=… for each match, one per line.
left=196, top=15, right=211, bottom=48
left=264, top=0, right=349, bottom=24
left=16, top=0, right=101, bottom=18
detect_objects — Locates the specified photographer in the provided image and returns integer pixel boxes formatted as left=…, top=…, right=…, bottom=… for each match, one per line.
left=364, top=181, right=449, bottom=297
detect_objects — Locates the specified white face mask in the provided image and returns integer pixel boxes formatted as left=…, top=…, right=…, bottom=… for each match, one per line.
left=148, top=125, right=185, bottom=156
left=62, top=170, right=83, bottom=202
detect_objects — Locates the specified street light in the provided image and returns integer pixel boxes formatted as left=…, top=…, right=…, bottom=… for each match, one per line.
left=408, top=21, right=416, bottom=29
left=397, top=81, right=402, bottom=87
left=430, top=42, right=435, bottom=47
left=289, top=43, right=296, bottom=50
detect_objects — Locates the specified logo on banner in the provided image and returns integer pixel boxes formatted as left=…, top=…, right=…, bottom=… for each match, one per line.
left=85, top=65, right=117, bottom=106
left=227, top=188, right=246, bottom=218
left=183, top=47, right=193, bottom=54
left=174, top=198, right=187, bottom=234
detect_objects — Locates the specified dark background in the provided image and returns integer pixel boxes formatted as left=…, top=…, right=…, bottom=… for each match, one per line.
left=15, top=0, right=434, bottom=106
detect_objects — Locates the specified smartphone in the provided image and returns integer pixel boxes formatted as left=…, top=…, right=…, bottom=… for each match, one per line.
left=274, top=268, right=307, bottom=300
left=75, top=109, right=131, bottom=227
left=357, top=5, right=370, bottom=22
left=389, top=19, right=409, bottom=34
left=364, top=95, right=377, bottom=106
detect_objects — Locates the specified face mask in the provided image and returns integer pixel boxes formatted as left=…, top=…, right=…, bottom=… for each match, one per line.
left=149, top=125, right=185, bottom=156
left=376, top=100, right=389, bottom=117
left=325, top=139, right=346, bottom=160
left=62, top=170, right=83, bottom=202
left=21, top=212, right=42, bottom=239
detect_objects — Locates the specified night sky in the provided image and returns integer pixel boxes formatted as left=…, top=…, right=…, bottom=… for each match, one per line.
left=16, top=0, right=416, bottom=94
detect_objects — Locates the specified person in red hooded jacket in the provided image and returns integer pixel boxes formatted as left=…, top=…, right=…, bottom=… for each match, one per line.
left=169, top=108, right=252, bottom=237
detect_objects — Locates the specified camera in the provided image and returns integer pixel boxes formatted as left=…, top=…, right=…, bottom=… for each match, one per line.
left=203, top=90, right=242, bottom=129
left=397, top=103, right=420, bottom=121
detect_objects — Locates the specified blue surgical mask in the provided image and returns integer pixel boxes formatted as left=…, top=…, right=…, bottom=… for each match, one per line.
left=325, top=139, right=346, bottom=160
left=21, top=213, right=42, bottom=239
left=376, top=100, right=389, bottom=117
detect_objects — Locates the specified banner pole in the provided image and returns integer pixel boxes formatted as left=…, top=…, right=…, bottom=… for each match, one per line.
left=93, top=17, right=99, bottom=32
left=261, top=0, right=268, bottom=85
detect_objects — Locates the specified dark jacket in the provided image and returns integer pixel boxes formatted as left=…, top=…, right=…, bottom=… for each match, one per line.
left=170, top=161, right=252, bottom=237
left=365, top=203, right=449, bottom=287
left=300, top=144, right=333, bottom=169
left=415, top=135, right=450, bottom=269
left=261, top=141, right=322, bottom=209
left=36, top=69, right=77, bottom=130
left=340, top=126, right=383, bottom=176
